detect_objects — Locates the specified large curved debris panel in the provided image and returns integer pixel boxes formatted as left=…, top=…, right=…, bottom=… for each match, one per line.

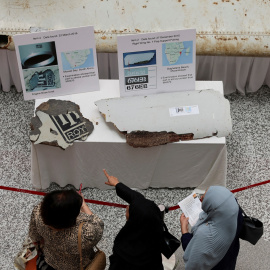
left=95, top=90, right=232, bottom=140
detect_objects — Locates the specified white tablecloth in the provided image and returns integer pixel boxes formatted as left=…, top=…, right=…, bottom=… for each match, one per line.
left=31, top=80, right=227, bottom=190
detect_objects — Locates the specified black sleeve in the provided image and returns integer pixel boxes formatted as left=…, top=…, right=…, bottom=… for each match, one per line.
left=181, top=233, right=193, bottom=251
left=115, top=182, right=145, bottom=204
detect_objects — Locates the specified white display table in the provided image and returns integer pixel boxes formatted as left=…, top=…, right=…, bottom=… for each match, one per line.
left=31, top=80, right=227, bottom=190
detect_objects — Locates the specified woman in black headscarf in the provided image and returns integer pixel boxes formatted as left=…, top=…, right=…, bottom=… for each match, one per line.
left=103, top=169, right=164, bottom=270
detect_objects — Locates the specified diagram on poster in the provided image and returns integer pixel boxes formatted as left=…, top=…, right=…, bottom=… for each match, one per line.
left=13, top=26, right=99, bottom=100
left=117, top=29, right=196, bottom=97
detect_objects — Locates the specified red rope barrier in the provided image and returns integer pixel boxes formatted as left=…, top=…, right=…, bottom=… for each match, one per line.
left=1, top=179, right=270, bottom=211
left=0, top=185, right=128, bottom=208
left=167, top=179, right=270, bottom=211
left=0, top=186, right=47, bottom=196
left=230, top=179, right=270, bottom=193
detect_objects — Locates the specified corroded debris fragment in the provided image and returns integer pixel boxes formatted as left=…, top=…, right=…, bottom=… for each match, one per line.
left=95, top=89, right=232, bottom=148
left=126, top=131, right=194, bottom=148
left=30, top=99, right=94, bottom=149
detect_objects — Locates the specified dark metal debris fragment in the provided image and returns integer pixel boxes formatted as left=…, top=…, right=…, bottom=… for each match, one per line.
left=126, top=131, right=194, bottom=148
left=30, top=99, right=94, bottom=149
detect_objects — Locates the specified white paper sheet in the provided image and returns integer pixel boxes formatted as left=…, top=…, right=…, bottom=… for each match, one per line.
left=178, top=193, right=203, bottom=227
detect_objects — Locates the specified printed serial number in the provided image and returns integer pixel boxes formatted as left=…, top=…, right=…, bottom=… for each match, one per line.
left=125, top=75, right=148, bottom=85
left=126, top=84, right=148, bottom=91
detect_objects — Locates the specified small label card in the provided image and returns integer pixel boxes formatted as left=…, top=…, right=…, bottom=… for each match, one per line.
left=169, top=105, right=199, bottom=117
left=13, top=26, right=99, bottom=100
left=117, top=29, right=196, bottom=97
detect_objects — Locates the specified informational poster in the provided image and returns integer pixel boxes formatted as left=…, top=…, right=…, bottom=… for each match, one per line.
left=117, top=29, right=196, bottom=97
left=13, top=26, right=99, bottom=100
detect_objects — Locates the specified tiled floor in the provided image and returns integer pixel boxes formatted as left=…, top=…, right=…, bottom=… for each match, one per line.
left=0, top=85, right=269, bottom=269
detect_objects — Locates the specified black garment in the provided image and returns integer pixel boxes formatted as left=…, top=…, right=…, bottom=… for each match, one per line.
left=109, top=253, right=164, bottom=270
left=181, top=207, right=244, bottom=270
left=181, top=233, right=193, bottom=251
left=109, top=183, right=164, bottom=270
left=36, top=253, right=55, bottom=270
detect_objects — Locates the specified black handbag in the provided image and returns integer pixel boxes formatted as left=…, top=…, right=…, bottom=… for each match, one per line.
left=239, top=206, right=263, bottom=245
left=161, top=222, right=181, bottom=259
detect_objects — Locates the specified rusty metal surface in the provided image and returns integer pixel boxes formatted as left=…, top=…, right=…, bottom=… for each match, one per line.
left=126, top=131, right=194, bottom=148
left=0, top=0, right=270, bottom=56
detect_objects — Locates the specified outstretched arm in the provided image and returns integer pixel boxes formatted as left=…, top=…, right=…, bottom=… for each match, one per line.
left=103, top=169, right=120, bottom=187
left=79, top=192, right=93, bottom=215
left=103, top=169, right=144, bottom=204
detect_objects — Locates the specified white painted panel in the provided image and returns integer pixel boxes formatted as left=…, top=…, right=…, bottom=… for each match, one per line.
left=95, top=89, right=232, bottom=139
left=0, top=0, right=269, bottom=55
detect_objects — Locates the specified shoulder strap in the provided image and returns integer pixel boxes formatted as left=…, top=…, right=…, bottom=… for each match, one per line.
left=78, top=222, right=84, bottom=270
left=238, top=204, right=248, bottom=218
left=163, top=221, right=168, bottom=232
left=78, top=222, right=100, bottom=270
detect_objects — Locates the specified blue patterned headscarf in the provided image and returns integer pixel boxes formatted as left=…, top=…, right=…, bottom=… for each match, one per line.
left=183, top=186, right=239, bottom=270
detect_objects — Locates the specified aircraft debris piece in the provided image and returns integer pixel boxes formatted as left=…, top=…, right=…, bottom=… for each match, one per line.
left=126, top=131, right=194, bottom=148
left=30, top=99, right=94, bottom=149
left=95, top=90, right=232, bottom=148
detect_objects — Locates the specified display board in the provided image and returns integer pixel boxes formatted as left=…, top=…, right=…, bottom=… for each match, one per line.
left=117, top=29, right=196, bottom=96
left=0, top=0, right=270, bottom=56
left=13, top=26, right=99, bottom=100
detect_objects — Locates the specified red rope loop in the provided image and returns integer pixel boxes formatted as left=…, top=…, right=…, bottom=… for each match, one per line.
left=1, top=179, right=270, bottom=211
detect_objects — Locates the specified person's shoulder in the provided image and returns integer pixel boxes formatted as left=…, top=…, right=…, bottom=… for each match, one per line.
left=194, top=221, right=213, bottom=239
left=29, top=203, right=43, bottom=225
left=78, top=212, right=104, bottom=227
left=77, top=213, right=104, bottom=238
left=32, top=202, right=42, bottom=215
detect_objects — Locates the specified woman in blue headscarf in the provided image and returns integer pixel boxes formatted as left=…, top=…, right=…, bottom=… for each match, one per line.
left=180, top=186, right=243, bottom=270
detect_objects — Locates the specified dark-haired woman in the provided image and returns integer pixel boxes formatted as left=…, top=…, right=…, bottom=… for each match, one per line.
left=103, top=169, right=164, bottom=270
left=28, top=189, right=104, bottom=270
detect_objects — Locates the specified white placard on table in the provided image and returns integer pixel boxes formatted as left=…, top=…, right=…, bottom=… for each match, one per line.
left=13, top=26, right=99, bottom=100
left=117, top=29, right=196, bottom=97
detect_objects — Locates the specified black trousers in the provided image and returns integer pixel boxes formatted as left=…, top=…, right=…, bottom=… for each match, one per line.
left=109, top=254, right=164, bottom=270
